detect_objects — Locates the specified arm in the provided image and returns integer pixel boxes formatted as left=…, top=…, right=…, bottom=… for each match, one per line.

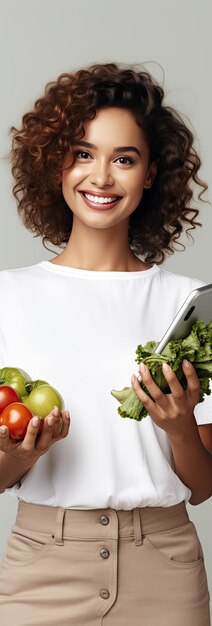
left=168, top=422, right=212, bottom=505
left=132, top=359, right=212, bottom=505
left=198, top=424, right=212, bottom=451
left=0, top=449, right=37, bottom=491
left=0, top=408, right=70, bottom=491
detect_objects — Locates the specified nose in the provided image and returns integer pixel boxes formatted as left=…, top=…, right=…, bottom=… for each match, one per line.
left=89, top=159, right=113, bottom=187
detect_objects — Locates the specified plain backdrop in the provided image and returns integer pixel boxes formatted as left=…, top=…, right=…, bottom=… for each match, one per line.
left=0, top=0, right=211, bottom=610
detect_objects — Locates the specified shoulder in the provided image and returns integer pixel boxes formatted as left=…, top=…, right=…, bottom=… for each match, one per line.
left=0, top=263, right=42, bottom=289
left=0, top=264, right=46, bottom=310
left=152, top=266, right=206, bottom=314
left=155, top=266, right=205, bottom=292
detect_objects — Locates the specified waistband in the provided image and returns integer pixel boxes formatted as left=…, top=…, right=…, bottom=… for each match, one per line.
left=16, top=500, right=189, bottom=547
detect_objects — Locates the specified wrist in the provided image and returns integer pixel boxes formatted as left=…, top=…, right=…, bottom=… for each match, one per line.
left=9, top=450, right=39, bottom=469
left=167, top=415, right=199, bottom=445
left=0, top=450, right=36, bottom=491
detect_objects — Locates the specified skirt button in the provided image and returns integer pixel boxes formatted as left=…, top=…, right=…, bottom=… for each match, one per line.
left=100, top=548, right=110, bottom=559
left=100, top=589, right=110, bottom=599
left=99, top=515, right=109, bottom=525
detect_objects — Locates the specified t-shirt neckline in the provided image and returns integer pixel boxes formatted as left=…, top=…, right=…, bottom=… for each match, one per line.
left=37, top=260, right=159, bottom=280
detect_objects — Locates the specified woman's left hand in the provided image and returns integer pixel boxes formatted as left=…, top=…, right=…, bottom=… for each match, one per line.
left=131, top=359, right=200, bottom=437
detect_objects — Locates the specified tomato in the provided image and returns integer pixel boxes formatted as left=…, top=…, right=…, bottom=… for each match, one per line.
left=0, top=367, right=64, bottom=423
left=23, top=384, right=64, bottom=418
left=24, top=379, right=48, bottom=397
left=0, top=402, right=34, bottom=441
left=0, top=386, right=20, bottom=415
left=0, top=367, right=32, bottom=400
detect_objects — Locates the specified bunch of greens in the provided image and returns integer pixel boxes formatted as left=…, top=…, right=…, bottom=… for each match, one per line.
left=111, top=320, right=212, bottom=421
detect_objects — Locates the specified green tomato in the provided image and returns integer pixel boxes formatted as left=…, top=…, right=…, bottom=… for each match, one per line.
left=23, top=384, right=64, bottom=418
left=25, top=380, right=48, bottom=395
left=0, top=367, right=32, bottom=400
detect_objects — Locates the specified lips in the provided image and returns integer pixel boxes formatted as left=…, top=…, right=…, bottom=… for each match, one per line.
left=78, top=191, right=122, bottom=210
left=79, top=190, right=122, bottom=198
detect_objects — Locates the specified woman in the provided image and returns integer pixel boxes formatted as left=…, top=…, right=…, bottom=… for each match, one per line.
left=0, top=62, right=211, bottom=625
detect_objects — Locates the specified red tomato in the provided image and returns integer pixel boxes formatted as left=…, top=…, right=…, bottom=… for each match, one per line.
left=0, top=386, right=20, bottom=415
left=0, top=402, right=34, bottom=441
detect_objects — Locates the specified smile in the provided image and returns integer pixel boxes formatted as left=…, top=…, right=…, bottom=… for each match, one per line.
left=79, top=192, right=122, bottom=210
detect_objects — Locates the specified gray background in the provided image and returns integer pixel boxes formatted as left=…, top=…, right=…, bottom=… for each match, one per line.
left=0, top=0, right=211, bottom=607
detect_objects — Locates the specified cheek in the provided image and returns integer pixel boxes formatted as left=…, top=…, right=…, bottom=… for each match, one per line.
left=62, top=165, right=87, bottom=192
left=62, top=171, right=76, bottom=201
left=61, top=177, right=72, bottom=209
left=127, top=172, right=147, bottom=204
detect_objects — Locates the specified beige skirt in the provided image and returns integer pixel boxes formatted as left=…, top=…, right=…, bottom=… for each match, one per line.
left=0, top=500, right=210, bottom=625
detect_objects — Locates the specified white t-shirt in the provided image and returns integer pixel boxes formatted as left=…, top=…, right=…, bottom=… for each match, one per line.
left=0, top=261, right=211, bottom=509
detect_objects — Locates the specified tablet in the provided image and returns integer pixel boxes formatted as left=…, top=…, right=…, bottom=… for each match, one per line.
left=155, top=282, right=212, bottom=355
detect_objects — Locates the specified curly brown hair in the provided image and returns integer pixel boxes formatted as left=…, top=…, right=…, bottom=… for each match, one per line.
left=10, top=62, right=208, bottom=264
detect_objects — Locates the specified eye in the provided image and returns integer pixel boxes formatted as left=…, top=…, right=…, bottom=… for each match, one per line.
left=114, top=156, right=134, bottom=165
left=74, top=150, right=92, bottom=159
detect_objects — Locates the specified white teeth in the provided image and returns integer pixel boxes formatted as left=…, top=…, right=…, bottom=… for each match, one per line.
left=83, top=193, right=118, bottom=204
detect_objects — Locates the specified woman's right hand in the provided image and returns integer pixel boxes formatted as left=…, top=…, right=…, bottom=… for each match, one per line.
left=0, top=406, right=70, bottom=465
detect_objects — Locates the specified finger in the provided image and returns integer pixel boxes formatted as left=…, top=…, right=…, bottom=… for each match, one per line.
left=53, top=410, right=71, bottom=441
left=182, top=360, right=200, bottom=400
left=51, top=406, right=62, bottom=437
left=21, top=416, right=42, bottom=452
left=0, top=424, right=11, bottom=451
left=138, top=363, right=169, bottom=409
left=161, top=363, right=185, bottom=401
left=131, top=372, right=157, bottom=415
left=0, top=424, right=23, bottom=452
left=35, top=410, right=58, bottom=452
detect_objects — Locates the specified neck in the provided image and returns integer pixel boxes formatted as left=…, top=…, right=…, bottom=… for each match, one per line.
left=50, top=217, right=150, bottom=272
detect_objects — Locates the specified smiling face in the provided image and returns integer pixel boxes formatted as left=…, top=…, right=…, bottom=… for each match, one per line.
left=62, top=107, right=156, bottom=231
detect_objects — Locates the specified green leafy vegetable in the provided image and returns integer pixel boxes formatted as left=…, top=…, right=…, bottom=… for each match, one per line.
left=111, top=320, right=212, bottom=421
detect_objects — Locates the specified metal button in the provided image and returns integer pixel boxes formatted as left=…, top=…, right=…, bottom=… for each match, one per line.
left=100, top=588, right=110, bottom=600
left=100, top=548, right=110, bottom=559
left=99, top=515, right=109, bottom=526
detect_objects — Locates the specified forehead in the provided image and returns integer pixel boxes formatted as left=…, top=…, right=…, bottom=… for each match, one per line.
left=82, top=107, right=147, bottom=147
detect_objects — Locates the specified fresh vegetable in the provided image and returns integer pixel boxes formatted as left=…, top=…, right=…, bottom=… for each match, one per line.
left=0, top=402, right=34, bottom=441
left=0, top=385, right=20, bottom=415
left=0, top=367, right=32, bottom=400
left=22, top=384, right=64, bottom=418
left=111, top=320, right=212, bottom=421
left=0, top=367, right=64, bottom=417
left=21, top=379, right=48, bottom=405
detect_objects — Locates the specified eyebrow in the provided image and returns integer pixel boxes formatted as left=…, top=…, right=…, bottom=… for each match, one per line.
left=72, top=140, right=142, bottom=157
